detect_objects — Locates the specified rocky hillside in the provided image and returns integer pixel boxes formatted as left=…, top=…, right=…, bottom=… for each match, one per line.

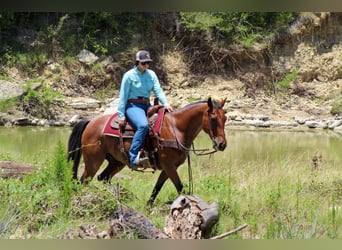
left=1, top=12, right=342, bottom=131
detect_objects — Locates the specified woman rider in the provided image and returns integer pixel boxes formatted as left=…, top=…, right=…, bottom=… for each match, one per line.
left=117, top=50, right=173, bottom=169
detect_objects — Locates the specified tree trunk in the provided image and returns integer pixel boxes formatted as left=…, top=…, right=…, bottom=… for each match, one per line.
left=163, top=195, right=219, bottom=239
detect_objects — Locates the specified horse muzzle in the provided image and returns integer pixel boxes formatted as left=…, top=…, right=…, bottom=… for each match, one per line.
left=213, top=137, right=227, bottom=151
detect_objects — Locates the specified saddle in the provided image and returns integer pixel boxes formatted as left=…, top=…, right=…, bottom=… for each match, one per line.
left=109, top=104, right=165, bottom=138
left=101, top=104, right=167, bottom=170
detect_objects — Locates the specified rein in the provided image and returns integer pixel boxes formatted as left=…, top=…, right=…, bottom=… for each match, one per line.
left=67, top=140, right=101, bottom=155
left=169, top=114, right=218, bottom=195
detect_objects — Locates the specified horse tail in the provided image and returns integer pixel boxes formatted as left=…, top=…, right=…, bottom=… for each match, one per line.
left=67, top=119, right=91, bottom=180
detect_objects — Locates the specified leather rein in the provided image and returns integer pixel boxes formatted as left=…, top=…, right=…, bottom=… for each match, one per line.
left=165, top=110, right=219, bottom=195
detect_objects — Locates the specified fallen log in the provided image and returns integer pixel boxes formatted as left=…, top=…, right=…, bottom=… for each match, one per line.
left=60, top=194, right=247, bottom=239
left=108, top=194, right=220, bottom=239
left=164, top=195, right=219, bottom=239
left=0, top=160, right=34, bottom=179
left=108, top=207, right=169, bottom=239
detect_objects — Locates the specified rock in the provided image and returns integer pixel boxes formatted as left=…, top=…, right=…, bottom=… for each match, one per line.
left=334, top=124, right=342, bottom=131
left=0, top=80, right=25, bottom=100
left=68, top=114, right=82, bottom=125
left=103, top=98, right=119, bottom=115
left=294, top=116, right=315, bottom=125
left=67, top=97, right=101, bottom=110
left=305, top=120, right=327, bottom=129
left=12, top=117, right=30, bottom=126
left=76, top=49, right=99, bottom=65
left=328, top=119, right=342, bottom=129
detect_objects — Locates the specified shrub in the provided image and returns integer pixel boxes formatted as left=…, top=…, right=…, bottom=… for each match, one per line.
left=277, top=71, right=298, bottom=90
left=22, top=80, right=62, bottom=119
left=330, top=95, right=342, bottom=115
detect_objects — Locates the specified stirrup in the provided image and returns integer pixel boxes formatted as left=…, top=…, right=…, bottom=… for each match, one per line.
left=131, top=152, right=152, bottom=170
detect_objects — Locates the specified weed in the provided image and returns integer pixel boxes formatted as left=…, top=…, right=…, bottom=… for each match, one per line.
left=22, top=80, right=62, bottom=119
left=330, top=95, right=342, bottom=115
left=277, top=71, right=298, bottom=90
left=0, top=97, right=19, bottom=113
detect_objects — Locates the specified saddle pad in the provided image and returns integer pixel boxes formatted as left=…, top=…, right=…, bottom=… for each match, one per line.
left=102, top=113, right=121, bottom=137
left=150, top=107, right=165, bottom=136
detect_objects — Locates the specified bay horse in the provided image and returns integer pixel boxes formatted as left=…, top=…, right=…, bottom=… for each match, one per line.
left=67, top=97, right=227, bottom=205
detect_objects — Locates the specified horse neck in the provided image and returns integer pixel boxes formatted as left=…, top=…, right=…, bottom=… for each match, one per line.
left=171, top=102, right=206, bottom=142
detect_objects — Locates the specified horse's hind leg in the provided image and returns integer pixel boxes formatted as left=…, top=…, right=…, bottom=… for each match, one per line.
left=98, top=154, right=125, bottom=182
left=81, top=154, right=106, bottom=184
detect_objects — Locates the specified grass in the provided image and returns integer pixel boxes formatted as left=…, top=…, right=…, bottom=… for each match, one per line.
left=0, top=131, right=341, bottom=239
left=0, top=97, right=19, bottom=113
left=277, top=71, right=298, bottom=90
left=331, top=95, right=342, bottom=115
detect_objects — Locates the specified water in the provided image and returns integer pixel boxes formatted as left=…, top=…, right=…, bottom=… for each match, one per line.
left=0, top=126, right=341, bottom=166
left=0, top=126, right=72, bottom=162
left=224, top=129, right=342, bottom=164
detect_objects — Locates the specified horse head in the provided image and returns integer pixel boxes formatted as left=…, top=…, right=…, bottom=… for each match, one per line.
left=204, top=97, right=227, bottom=151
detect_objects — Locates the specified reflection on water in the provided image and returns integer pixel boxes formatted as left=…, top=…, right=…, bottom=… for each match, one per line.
left=0, top=127, right=341, bottom=165
left=225, top=129, right=342, bottom=163
left=0, top=126, right=71, bottom=162
left=193, top=129, right=342, bottom=167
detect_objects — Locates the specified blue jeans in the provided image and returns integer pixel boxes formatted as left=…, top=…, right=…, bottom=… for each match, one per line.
left=125, top=102, right=151, bottom=165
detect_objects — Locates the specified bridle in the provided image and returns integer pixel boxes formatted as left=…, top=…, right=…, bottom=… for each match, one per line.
left=170, top=108, right=219, bottom=155
left=207, top=109, right=219, bottom=152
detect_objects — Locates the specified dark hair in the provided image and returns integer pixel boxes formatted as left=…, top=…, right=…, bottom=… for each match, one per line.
left=135, top=61, right=139, bottom=66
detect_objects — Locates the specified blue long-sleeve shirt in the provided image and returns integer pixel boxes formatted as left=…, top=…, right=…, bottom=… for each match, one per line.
left=117, top=67, right=170, bottom=119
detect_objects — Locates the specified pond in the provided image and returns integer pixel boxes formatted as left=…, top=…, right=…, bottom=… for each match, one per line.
left=0, top=126, right=72, bottom=162
left=0, top=126, right=341, bottom=167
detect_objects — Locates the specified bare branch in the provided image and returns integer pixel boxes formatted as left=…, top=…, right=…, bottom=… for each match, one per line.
left=210, top=223, right=248, bottom=239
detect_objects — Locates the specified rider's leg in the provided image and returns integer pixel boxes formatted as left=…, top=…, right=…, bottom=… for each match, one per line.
left=125, top=103, right=149, bottom=166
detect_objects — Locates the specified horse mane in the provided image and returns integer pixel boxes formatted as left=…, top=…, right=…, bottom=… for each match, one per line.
left=175, top=99, right=223, bottom=112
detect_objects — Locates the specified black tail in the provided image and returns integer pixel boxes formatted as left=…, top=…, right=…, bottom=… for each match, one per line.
left=67, top=119, right=90, bottom=180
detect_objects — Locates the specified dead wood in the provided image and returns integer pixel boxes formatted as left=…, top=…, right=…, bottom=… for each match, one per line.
left=107, top=195, right=219, bottom=239
left=108, top=206, right=169, bottom=239
left=0, top=160, right=35, bottom=179
left=163, top=195, right=219, bottom=239
left=210, top=223, right=248, bottom=239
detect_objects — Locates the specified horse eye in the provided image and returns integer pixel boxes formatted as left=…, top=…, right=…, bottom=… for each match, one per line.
left=211, top=117, right=218, bottom=127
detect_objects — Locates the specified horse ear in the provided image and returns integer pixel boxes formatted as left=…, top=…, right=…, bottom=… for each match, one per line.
left=220, top=97, right=227, bottom=107
left=207, top=97, right=213, bottom=112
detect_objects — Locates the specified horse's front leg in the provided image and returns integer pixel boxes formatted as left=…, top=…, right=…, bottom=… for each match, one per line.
left=147, top=170, right=168, bottom=206
left=147, top=167, right=183, bottom=206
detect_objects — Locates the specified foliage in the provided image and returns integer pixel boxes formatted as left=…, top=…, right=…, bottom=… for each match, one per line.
left=0, top=97, right=19, bottom=113
left=21, top=80, right=62, bottom=119
left=330, top=95, right=342, bottom=115
left=8, top=53, right=48, bottom=74
left=180, top=12, right=298, bottom=45
left=277, top=71, right=298, bottom=90
left=0, top=141, right=121, bottom=238
left=0, top=12, right=298, bottom=66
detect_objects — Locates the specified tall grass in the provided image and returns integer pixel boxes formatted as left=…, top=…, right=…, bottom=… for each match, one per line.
left=0, top=131, right=341, bottom=238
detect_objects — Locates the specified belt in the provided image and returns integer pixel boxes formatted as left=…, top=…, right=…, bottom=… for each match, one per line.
left=128, top=98, right=150, bottom=105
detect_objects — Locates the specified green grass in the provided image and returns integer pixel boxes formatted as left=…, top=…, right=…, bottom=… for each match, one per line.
left=0, top=133, right=341, bottom=239
left=0, top=97, right=19, bottom=113
left=277, top=71, right=298, bottom=90
left=331, top=95, right=342, bottom=115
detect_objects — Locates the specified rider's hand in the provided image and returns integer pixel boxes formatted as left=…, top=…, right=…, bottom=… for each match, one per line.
left=118, top=118, right=126, bottom=127
left=165, top=105, right=173, bottom=112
